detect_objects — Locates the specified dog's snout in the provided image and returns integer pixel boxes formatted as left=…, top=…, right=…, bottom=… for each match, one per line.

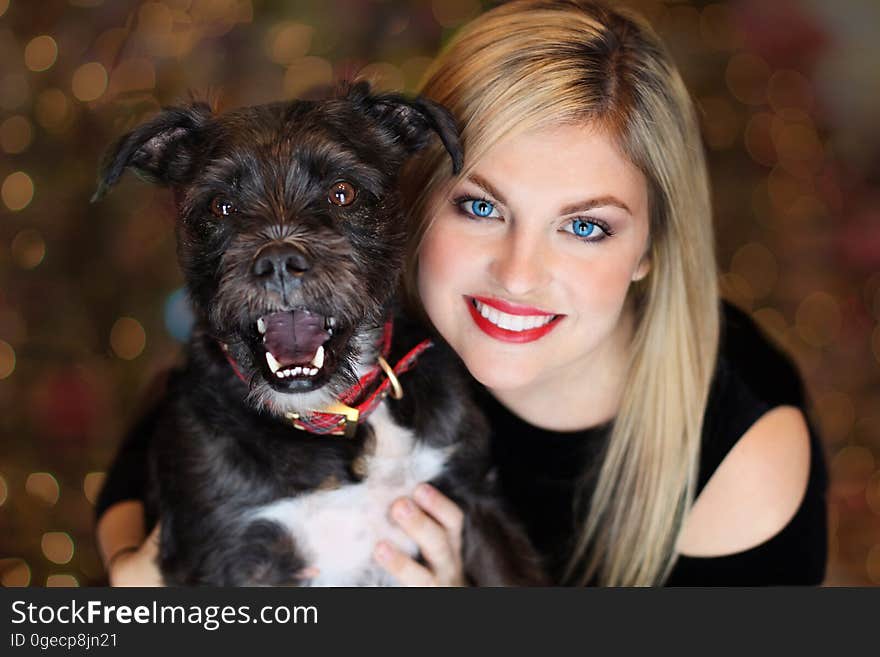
left=252, top=244, right=310, bottom=288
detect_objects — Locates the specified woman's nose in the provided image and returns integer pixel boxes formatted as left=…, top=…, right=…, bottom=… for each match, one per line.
left=487, top=229, right=550, bottom=296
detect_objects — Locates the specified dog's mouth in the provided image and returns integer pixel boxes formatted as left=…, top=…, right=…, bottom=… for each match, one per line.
left=250, top=308, right=342, bottom=390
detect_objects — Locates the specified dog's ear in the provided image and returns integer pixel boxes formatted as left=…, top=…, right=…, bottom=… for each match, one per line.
left=91, top=102, right=213, bottom=202
left=347, top=80, right=463, bottom=174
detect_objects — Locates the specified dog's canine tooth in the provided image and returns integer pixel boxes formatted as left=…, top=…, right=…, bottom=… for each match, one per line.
left=257, top=317, right=266, bottom=334
left=266, top=351, right=281, bottom=373
left=329, top=317, right=337, bottom=327
left=311, top=345, right=324, bottom=369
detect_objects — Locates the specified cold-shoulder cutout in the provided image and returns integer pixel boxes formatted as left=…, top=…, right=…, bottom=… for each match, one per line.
left=676, top=404, right=811, bottom=557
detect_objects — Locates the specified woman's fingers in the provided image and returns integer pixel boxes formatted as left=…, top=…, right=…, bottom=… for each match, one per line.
left=413, top=484, right=464, bottom=553
left=389, top=497, right=460, bottom=582
left=373, top=541, right=435, bottom=586
left=373, top=483, right=468, bottom=586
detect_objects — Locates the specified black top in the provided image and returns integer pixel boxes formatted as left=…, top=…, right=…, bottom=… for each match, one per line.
left=97, top=302, right=829, bottom=586
left=477, top=301, right=828, bottom=586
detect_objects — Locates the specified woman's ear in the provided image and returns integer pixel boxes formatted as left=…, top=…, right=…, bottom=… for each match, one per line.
left=632, top=255, right=651, bottom=282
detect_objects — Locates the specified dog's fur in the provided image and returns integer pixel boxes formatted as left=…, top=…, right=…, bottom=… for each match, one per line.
left=94, top=82, right=546, bottom=586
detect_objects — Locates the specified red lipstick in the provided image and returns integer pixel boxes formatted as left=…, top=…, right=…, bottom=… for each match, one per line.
left=471, top=295, right=555, bottom=316
left=465, top=296, right=562, bottom=344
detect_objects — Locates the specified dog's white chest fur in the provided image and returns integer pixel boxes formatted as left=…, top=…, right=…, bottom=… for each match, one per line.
left=250, top=404, right=448, bottom=586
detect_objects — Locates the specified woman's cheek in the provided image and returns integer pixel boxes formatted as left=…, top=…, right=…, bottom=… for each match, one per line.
left=562, top=247, right=644, bottom=320
left=419, top=218, right=473, bottom=291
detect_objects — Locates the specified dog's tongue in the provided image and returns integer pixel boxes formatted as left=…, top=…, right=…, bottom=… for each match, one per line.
left=262, top=310, right=329, bottom=365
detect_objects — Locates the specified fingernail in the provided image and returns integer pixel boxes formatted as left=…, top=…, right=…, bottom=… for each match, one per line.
left=414, top=483, right=433, bottom=503
left=394, top=498, right=415, bottom=519
left=375, top=542, right=391, bottom=563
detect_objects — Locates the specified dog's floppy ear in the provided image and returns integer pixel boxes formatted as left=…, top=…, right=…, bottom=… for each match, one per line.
left=91, top=102, right=213, bottom=202
left=348, top=80, right=463, bottom=174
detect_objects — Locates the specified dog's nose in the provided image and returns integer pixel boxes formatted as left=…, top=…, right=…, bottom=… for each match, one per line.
left=252, top=244, right=310, bottom=288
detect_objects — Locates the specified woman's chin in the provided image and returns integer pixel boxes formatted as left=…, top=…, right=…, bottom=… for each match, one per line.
left=462, top=354, right=542, bottom=392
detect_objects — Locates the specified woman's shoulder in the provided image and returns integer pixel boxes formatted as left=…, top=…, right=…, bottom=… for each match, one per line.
left=671, top=301, right=827, bottom=576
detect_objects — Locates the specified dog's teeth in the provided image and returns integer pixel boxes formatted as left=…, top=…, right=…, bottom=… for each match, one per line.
left=308, top=368, right=318, bottom=376
left=257, top=317, right=266, bottom=334
left=283, top=369, right=292, bottom=377
left=266, top=351, right=281, bottom=373
left=329, top=317, right=337, bottom=327
left=276, top=370, right=284, bottom=378
left=311, top=345, right=324, bottom=369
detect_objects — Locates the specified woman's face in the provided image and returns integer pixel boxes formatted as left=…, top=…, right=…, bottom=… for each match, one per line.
left=417, top=123, right=652, bottom=392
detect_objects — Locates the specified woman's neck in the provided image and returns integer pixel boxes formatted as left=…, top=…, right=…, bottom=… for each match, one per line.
left=485, top=306, right=634, bottom=432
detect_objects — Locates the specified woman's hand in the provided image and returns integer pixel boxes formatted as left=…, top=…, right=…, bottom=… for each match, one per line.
left=373, top=483, right=467, bottom=586
left=107, top=522, right=164, bottom=587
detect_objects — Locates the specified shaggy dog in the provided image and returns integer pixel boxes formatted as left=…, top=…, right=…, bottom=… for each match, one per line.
left=93, top=83, right=545, bottom=586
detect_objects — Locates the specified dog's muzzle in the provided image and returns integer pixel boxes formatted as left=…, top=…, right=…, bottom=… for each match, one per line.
left=252, top=243, right=310, bottom=295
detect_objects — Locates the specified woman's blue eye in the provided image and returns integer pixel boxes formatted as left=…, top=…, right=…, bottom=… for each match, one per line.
left=565, top=218, right=611, bottom=242
left=571, top=219, right=595, bottom=237
left=464, top=199, right=497, bottom=218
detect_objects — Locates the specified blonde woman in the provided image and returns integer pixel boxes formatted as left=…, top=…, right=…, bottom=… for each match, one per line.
left=96, top=0, right=827, bottom=586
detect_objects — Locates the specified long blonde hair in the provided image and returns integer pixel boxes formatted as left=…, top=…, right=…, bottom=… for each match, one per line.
left=401, top=0, right=720, bottom=585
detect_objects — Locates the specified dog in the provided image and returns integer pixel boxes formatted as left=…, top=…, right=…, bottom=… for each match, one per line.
left=93, top=82, right=546, bottom=586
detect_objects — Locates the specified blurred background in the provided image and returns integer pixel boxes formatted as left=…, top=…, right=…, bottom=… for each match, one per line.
left=0, top=0, right=878, bottom=587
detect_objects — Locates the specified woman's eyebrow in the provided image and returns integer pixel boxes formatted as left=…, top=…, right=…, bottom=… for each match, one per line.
left=559, top=196, right=632, bottom=216
left=465, top=173, right=632, bottom=216
left=466, top=173, right=508, bottom=206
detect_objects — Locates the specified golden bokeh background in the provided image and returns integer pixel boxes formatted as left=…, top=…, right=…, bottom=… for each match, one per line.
left=1, top=0, right=878, bottom=587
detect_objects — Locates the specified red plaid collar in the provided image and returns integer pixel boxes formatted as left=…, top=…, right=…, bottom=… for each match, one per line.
left=221, top=320, right=432, bottom=438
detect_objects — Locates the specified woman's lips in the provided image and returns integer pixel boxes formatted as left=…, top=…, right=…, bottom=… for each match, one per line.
left=471, top=295, right=555, bottom=316
left=465, top=296, right=563, bottom=343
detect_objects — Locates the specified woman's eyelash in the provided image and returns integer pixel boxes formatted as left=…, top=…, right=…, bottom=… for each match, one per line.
left=453, top=195, right=499, bottom=219
left=565, top=217, right=615, bottom=243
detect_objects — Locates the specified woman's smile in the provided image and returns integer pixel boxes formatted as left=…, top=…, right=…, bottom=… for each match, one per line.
left=465, top=295, right=563, bottom=343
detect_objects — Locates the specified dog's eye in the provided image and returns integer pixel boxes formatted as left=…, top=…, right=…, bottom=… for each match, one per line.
left=210, top=196, right=237, bottom=217
left=328, top=181, right=356, bottom=207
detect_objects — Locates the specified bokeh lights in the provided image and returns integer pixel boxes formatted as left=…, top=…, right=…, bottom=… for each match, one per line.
left=0, top=0, right=878, bottom=588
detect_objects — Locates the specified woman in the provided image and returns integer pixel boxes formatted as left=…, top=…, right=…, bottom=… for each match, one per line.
left=96, top=0, right=827, bottom=586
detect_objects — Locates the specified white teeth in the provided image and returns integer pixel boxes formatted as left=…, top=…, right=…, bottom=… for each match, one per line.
left=268, top=348, right=325, bottom=380
left=311, top=345, right=324, bottom=369
left=273, top=364, right=321, bottom=379
left=257, top=317, right=266, bottom=334
left=473, top=300, right=554, bottom=332
left=328, top=317, right=337, bottom=327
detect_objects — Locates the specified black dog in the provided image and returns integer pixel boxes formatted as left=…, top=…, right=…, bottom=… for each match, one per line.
left=93, top=82, right=545, bottom=586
